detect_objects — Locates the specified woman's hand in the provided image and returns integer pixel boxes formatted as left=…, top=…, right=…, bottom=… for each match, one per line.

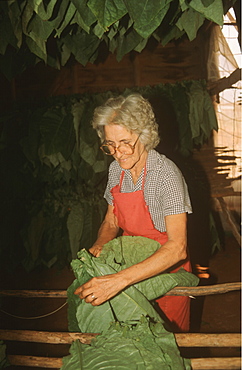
left=88, top=244, right=103, bottom=257
left=74, top=273, right=126, bottom=306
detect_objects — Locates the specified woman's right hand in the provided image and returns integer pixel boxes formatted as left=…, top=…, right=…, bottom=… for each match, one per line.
left=89, top=244, right=103, bottom=257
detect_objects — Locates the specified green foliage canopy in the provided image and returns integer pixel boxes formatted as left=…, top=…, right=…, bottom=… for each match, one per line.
left=0, top=0, right=236, bottom=79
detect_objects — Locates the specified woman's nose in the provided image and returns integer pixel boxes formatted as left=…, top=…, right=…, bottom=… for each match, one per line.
left=114, top=149, right=123, bottom=159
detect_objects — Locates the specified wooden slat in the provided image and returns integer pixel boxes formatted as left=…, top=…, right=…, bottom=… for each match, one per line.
left=190, top=357, right=241, bottom=370
left=175, top=333, right=241, bottom=348
left=0, top=330, right=240, bottom=347
left=0, top=282, right=241, bottom=298
left=8, top=355, right=63, bottom=368
left=0, top=330, right=97, bottom=345
left=7, top=355, right=242, bottom=369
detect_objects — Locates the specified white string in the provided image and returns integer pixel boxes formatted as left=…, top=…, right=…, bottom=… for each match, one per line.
left=0, top=301, right=67, bottom=320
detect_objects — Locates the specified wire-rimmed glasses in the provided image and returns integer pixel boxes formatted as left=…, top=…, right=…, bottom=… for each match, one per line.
left=100, top=134, right=140, bottom=156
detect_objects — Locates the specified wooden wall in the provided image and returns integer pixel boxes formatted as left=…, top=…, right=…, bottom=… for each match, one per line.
left=0, top=24, right=211, bottom=112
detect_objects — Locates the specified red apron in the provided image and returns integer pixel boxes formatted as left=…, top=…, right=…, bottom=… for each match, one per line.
left=111, top=169, right=191, bottom=332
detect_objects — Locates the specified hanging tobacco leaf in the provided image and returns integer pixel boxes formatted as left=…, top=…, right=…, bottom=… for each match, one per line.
left=0, top=0, right=231, bottom=79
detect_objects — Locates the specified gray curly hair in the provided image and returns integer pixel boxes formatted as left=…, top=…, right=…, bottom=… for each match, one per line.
left=91, top=93, right=160, bottom=150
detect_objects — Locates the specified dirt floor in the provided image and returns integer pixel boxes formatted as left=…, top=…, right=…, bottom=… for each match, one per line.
left=189, top=232, right=241, bottom=361
left=0, top=233, right=241, bottom=369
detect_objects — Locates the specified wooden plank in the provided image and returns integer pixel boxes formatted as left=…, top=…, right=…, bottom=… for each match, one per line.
left=8, top=355, right=63, bottom=368
left=175, top=333, right=241, bottom=348
left=0, top=282, right=241, bottom=298
left=7, top=355, right=242, bottom=369
left=190, top=357, right=242, bottom=369
left=0, top=330, right=240, bottom=347
left=0, top=330, right=97, bottom=345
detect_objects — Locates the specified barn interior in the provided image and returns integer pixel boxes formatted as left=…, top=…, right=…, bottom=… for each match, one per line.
left=0, top=1, right=241, bottom=369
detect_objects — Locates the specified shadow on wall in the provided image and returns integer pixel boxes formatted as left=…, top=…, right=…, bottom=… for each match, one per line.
left=149, top=94, right=214, bottom=269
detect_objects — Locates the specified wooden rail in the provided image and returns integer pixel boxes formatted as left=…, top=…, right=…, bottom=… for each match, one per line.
left=1, top=284, right=241, bottom=369
left=1, top=331, right=241, bottom=370
left=0, top=330, right=240, bottom=347
left=6, top=354, right=241, bottom=369
left=0, top=282, right=241, bottom=298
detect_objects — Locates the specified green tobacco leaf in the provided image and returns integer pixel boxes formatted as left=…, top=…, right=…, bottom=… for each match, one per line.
left=63, top=31, right=100, bottom=65
left=70, top=0, right=96, bottom=27
left=29, top=0, right=57, bottom=20
left=201, top=0, right=215, bottom=5
left=70, top=248, right=161, bottom=332
left=189, top=0, right=223, bottom=25
left=71, top=100, right=85, bottom=147
left=25, top=36, right=47, bottom=63
left=79, top=140, right=98, bottom=166
left=39, top=107, right=75, bottom=159
left=187, top=80, right=218, bottom=141
left=55, top=2, right=77, bottom=37
left=71, top=11, right=90, bottom=33
left=0, top=2, right=18, bottom=54
left=67, top=203, right=84, bottom=259
left=90, top=255, right=162, bottom=323
left=187, top=81, right=205, bottom=139
left=110, top=285, right=162, bottom=323
left=123, top=0, right=172, bottom=39
left=8, top=1, right=23, bottom=49
left=161, top=25, right=185, bottom=46
left=133, top=2, right=172, bottom=39
left=58, top=40, right=71, bottom=66
left=62, top=318, right=191, bottom=370
left=88, top=0, right=128, bottom=29
left=49, top=0, right=70, bottom=30
left=21, top=1, right=36, bottom=35
left=28, top=14, right=53, bottom=42
left=24, top=209, right=46, bottom=262
left=76, top=299, right=115, bottom=333
left=93, top=22, right=106, bottom=38
left=116, top=28, right=143, bottom=61
left=176, top=8, right=204, bottom=40
left=99, top=236, right=199, bottom=301
left=136, top=268, right=199, bottom=300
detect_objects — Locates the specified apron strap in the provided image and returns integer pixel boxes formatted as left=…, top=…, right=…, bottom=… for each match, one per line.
left=119, top=165, right=147, bottom=191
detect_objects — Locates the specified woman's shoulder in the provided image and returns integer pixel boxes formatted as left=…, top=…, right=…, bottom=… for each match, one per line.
left=107, top=159, right=122, bottom=184
left=148, top=149, right=178, bottom=172
left=109, top=159, right=121, bottom=172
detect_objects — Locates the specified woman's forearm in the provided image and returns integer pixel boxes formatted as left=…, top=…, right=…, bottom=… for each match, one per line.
left=116, top=239, right=187, bottom=287
left=94, top=219, right=119, bottom=247
left=89, top=204, right=119, bottom=256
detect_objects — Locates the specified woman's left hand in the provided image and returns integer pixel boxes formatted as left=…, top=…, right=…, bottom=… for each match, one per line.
left=74, top=274, right=126, bottom=306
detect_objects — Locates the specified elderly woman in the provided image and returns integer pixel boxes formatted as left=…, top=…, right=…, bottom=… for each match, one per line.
left=75, top=93, right=192, bottom=332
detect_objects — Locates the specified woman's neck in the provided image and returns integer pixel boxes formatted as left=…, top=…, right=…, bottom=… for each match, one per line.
left=130, top=150, right=148, bottom=184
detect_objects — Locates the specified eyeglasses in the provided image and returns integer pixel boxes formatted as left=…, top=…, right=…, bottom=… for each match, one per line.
left=100, top=134, right=140, bottom=156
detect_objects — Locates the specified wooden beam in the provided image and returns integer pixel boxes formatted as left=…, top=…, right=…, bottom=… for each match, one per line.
left=190, top=357, right=241, bottom=370
left=0, top=330, right=240, bottom=347
left=208, top=68, right=241, bottom=96
left=0, top=282, right=241, bottom=298
left=7, top=355, right=242, bottom=369
left=216, top=197, right=241, bottom=246
left=0, top=330, right=97, bottom=345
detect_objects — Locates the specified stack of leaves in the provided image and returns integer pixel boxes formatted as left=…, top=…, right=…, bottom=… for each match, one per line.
left=63, top=236, right=199, bottom=369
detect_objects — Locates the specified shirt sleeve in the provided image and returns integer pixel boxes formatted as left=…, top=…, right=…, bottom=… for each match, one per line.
left=160, top=166, right=192, bottom=216
left=103, top=160, right=120, bottom=206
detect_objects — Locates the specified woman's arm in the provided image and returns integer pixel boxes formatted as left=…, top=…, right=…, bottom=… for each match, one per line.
left=75, top=212, right=188, bottom=305
left=88, top=204, right=120, bottom=257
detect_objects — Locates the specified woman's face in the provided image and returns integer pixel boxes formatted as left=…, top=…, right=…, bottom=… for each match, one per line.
left=104, top=125, right=147, bottom=171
